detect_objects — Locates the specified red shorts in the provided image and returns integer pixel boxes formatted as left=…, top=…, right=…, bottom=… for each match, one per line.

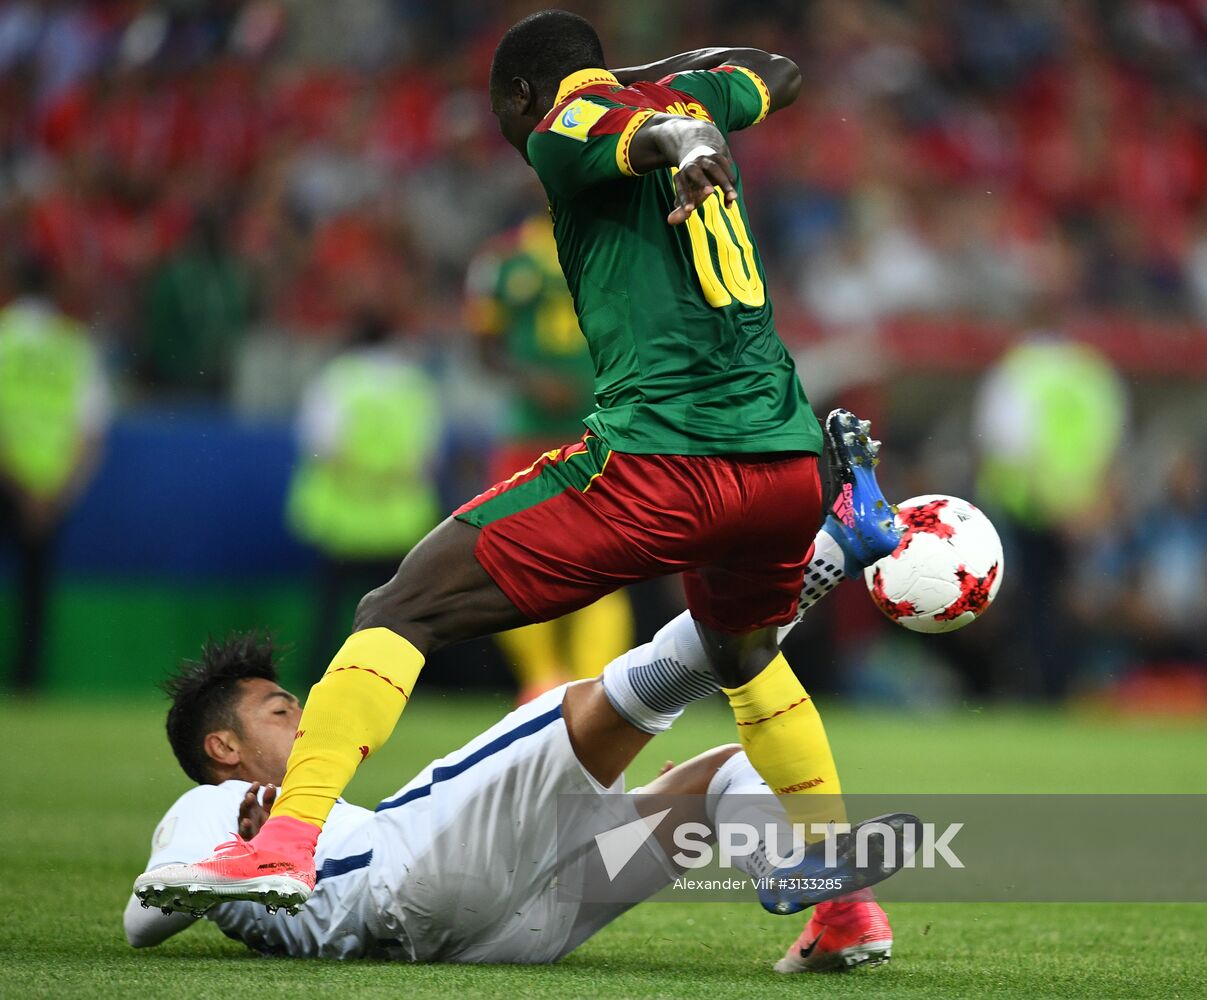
left=454, top=434, right=821, bottom=633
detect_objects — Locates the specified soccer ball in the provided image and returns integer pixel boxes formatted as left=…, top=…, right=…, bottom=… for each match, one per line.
left=863, top=494, right=1004, bottom=634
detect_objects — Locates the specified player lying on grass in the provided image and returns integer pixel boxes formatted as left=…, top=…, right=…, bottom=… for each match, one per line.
left=136, top=403, right=902, bottom=969
left=128, top=635, right=912, bottom=970
left=135, top=11, right=904, bottom=973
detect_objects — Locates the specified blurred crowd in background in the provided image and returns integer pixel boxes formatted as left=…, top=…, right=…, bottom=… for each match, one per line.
left=1, top=0, right=1205, bottom=708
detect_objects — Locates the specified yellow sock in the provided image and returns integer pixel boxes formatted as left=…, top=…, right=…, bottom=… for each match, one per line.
left=723, top=653, right=846, bottom=835
left=497, top=621, right=566, bottom=691
left=272, top=627, right=424, bottom=828
left=566, top=590, right=634, bottom=680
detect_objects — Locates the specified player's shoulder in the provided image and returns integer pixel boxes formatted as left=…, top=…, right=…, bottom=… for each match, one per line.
left=162, top=779, right=250, bottom=817
left=146, top=781, right=251, bottom=865
left=532, top=90, right=626, bottom=146
left=527, top=90, right=658, bottom=185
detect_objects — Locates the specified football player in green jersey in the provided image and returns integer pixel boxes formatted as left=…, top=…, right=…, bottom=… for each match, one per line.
left=138, top=9, right=908, bottom=972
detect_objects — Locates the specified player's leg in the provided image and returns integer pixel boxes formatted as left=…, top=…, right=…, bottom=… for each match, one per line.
left=778, top=406, right=900, bottom=638
left=692, top=748, right=898, bottom=971
left=367, top=682, right=712, bottom=964
left=668, top=434, right=845, bottom=833
left=557, top=744, right=906, bottom=969
left=560, top=628, right=716, bottom=788
left=135, top=435, right=643, bottom=913
left=497, top=589, right=633, bottom=705
left=560, top=680, right=655, bottom=787
left=133, top=515, right=530, bottom=913
left=688, top=407, right=900, bottom=816
left=679, top=409, right=902, bottom=970
left=695, top=750, right=897, bottom=972
left=565, top=589, right=634, bottom=679
left=193, top=435, right=647, bottom=905
left=591, top=589, right=847, bottom=872
left=619, top=617, right=912, bottom=964
left=591, top=528, right=873, bottom=737
left=596, top=406, right=902, bottom=748
left=497, top=620, right=570, bottom=704
left=263, top=514, right=524, bottom=819
left=695, top=620, right=847, bottom=822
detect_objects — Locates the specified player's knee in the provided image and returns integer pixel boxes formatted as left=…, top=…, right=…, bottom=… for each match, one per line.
left=694, top=743, right=744, bottom=781
left=639, top=744, right=743, bottom=797
left=704, top=639, right=779, bottom=688
left=352, top=581, right=432, bottom=652
left=708, top=658, right=748, bottom=688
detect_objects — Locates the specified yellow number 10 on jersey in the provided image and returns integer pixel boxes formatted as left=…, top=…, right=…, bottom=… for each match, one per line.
left=673, top=169, right=766, bottom=309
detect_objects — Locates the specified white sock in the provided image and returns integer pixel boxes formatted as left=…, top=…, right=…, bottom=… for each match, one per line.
left=601, top=612, right=718, bottom=734
left=777, top=529, right=847, bottom=644
left=603, top=527, right=849, bottom=733
left=705, top=751, right=790, bottom=880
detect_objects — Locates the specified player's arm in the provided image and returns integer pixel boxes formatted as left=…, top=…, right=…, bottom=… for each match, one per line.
left=613, top=47, right=801, bottom=115
left=530, top=64, right=772, bottom=222
left=627, top=114, right=737, bottom=225
left=125, top=785, right=262, bottom=948
left=124, top=894, right=197, bottom=947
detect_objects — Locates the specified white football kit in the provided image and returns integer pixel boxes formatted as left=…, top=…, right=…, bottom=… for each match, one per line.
left=126, top=687, right=678, bottom=962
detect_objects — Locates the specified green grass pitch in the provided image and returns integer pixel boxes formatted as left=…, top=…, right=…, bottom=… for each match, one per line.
left=2, top=690, right=1205, bottom=999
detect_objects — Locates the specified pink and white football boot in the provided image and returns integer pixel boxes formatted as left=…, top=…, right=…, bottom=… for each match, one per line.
left=133, top=817, right=317, bottom=917
left=774, top=894, right=893, bottom=973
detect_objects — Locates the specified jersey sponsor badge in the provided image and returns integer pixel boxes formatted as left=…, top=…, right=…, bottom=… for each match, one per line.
left=549, top=98, right=608, bottom=142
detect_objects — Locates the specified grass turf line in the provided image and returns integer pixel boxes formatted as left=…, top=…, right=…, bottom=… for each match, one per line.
left=1, top=692, right=1204, bottom=999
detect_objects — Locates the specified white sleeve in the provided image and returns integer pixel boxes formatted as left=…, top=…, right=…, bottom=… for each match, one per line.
left=145, top=783, right=246, bottom=870
left=124, top=893, right=197, bottom=948
left=125, top=783, right=250, bottom=949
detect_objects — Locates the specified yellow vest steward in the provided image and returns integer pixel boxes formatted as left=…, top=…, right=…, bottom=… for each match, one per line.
left=288, top=352, right=443, bottom=558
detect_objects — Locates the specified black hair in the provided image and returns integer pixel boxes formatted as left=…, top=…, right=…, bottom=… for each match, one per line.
left=161, top=632, right=279, bottom=785
left=489, top=9, right=605, bottom=102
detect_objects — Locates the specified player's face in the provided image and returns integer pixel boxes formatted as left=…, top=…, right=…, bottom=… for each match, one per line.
left=232, top=679, right=302, bottom=785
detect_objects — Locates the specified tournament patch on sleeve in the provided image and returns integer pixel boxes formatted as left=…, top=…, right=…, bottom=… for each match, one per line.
left=549, top=98, right=609, bottom=142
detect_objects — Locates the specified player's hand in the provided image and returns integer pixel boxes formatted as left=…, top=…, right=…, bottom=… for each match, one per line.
left=668, top=148, right=736, bottom=225
left=238, top=782, right=276, bottom=840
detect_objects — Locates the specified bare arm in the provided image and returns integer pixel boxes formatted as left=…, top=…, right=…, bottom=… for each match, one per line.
left=628, top=115, right=737, bottom=225
left=613, top=47, right=801, bottom=115
left=619, top=48, right=801, bottom=225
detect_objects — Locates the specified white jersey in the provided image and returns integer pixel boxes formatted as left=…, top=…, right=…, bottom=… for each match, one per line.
left=142, top=783, right=390, bottom=959
left=132, top=688, right=677, bottom=962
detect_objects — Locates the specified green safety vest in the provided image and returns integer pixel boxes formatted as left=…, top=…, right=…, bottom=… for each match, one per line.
left=978, top=340, right=1126, bottom=527
left=0, top=302, right=98, bottom=496
left=287, top=353, right=443, bottom=558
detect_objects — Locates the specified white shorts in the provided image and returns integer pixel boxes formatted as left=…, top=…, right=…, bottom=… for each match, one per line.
left=363, top=686, right=677, bottom=963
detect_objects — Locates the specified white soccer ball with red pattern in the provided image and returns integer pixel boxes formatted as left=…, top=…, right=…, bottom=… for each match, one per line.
left=863, top=494, right=1004, bottom=634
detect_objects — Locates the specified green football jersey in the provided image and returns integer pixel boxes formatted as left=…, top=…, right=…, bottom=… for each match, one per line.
left=466, top=216, right=596, bottom=440
left=525, top=66, right=822, bottom=456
